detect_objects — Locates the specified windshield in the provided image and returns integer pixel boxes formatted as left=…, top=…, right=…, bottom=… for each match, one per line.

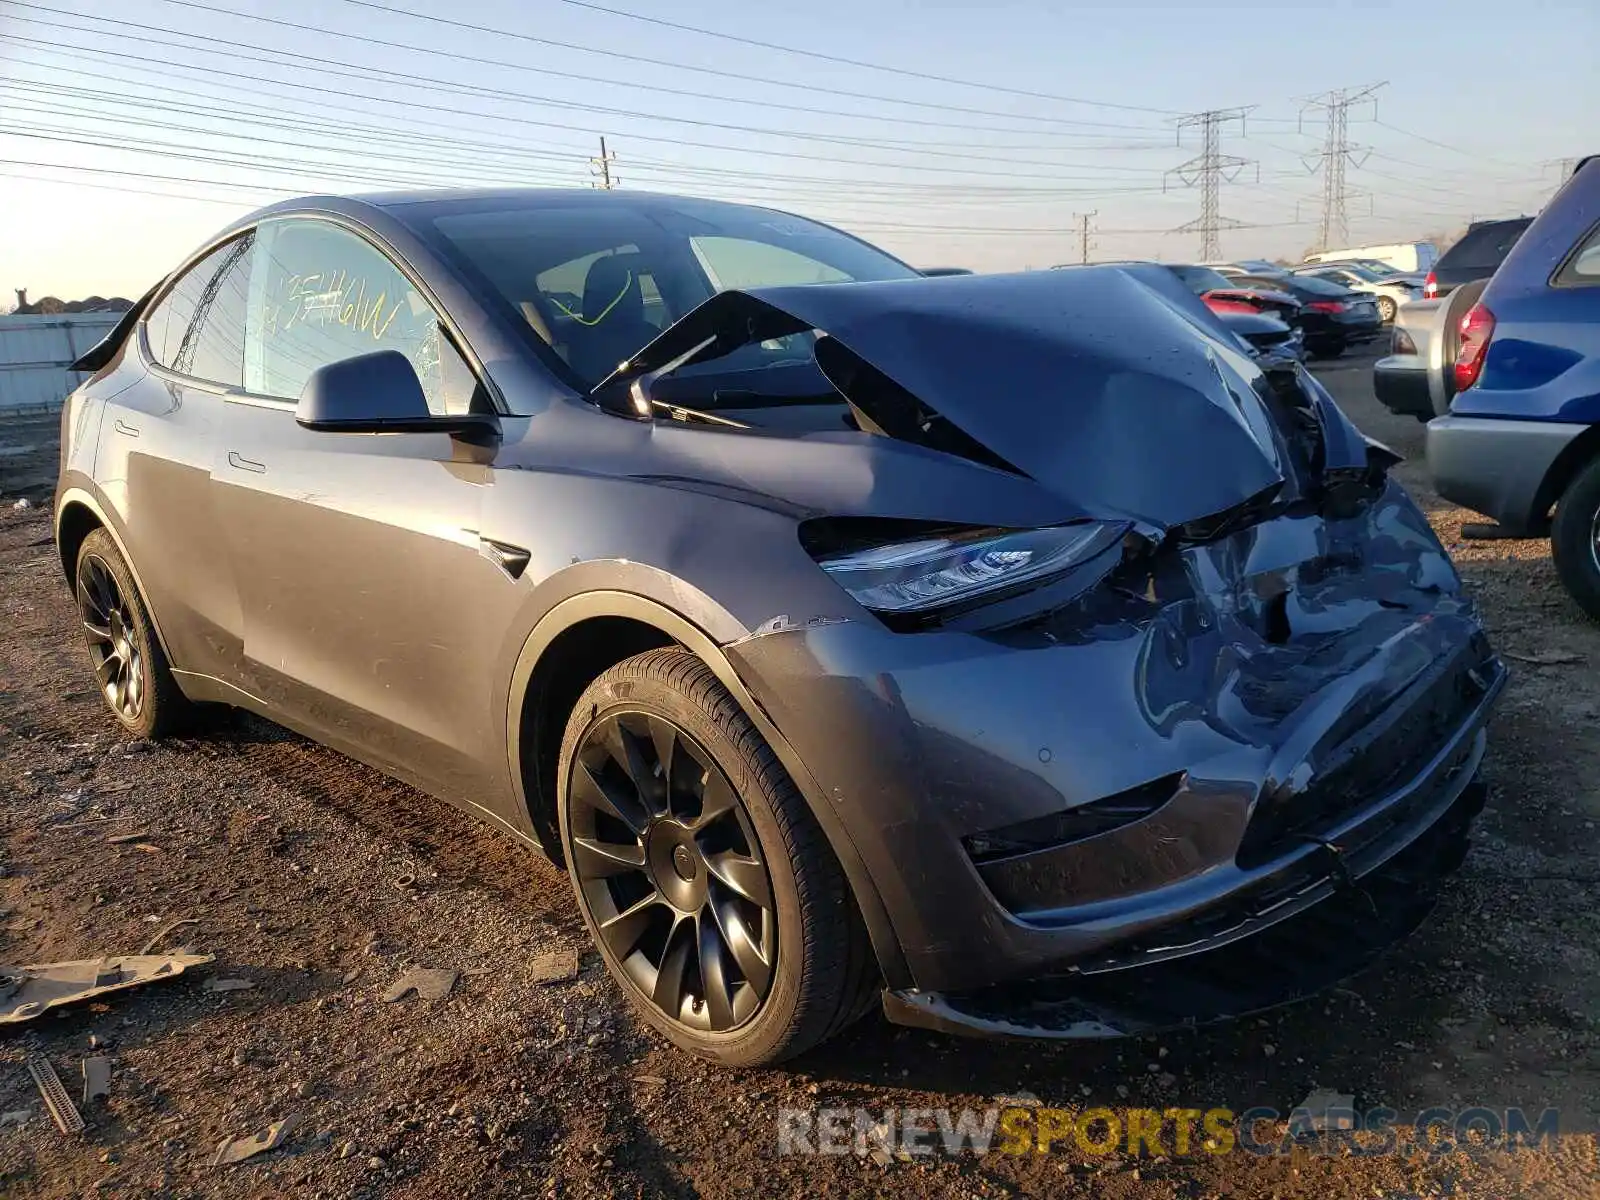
left=428, top=196, right=919, bottom=390
left=1170, top=265, right=1235, bottom=294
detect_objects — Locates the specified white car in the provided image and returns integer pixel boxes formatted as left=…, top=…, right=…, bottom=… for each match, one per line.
left=1291, top=264, right=1421, bottom=323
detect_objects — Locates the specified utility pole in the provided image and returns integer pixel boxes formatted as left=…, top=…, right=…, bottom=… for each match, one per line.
left=1301, top=83, right=1384, bottom=252
left=589, top=136, right=618, bottom=190
left=1074, top=211, right=1096, bottom=264
left=1544, top=156, right=1580, bottom=198
left=1167, top=108, right=1255, bottom=261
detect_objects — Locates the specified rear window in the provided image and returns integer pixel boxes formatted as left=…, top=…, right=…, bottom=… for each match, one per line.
left=1439, top=220, right=1533, bottom=271
left=1287, top=274, right=1353, bottom=298
left=1170, top=265, right=1234, bottom=293
left=1556, top=222, right=1600, bottom=286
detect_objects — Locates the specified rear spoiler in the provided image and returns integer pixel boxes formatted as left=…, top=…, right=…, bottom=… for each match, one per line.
left=70, top=280, right=162, bottom=373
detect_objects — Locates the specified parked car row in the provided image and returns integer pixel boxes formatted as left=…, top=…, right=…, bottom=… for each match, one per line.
left=1206, top=263, right=1385, bottom=356
left=1426, top=159, right=1600, bottom=617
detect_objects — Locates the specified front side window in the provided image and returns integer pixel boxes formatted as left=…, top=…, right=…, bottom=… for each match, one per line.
left=244, top=219, right=480, bottom=414
left=144, top=232, right=253, bottom=386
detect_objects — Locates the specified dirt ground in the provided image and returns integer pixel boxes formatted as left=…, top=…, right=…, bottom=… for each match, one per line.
left=0, top=353, right=1596, bottom=1198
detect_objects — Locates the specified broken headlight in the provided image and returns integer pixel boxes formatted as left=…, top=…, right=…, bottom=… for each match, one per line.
left=814, top=522, right=1128, bottom=615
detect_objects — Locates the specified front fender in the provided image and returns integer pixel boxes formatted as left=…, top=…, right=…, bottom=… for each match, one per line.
left=501, top=588, right=911, bottom=989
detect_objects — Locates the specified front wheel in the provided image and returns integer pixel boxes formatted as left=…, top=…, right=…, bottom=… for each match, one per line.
left=557, top=648, right=877, bottom=1066
left=1377, top=296, right=1397, bottom=323
left=1550, top=457, right=1600, bottom=622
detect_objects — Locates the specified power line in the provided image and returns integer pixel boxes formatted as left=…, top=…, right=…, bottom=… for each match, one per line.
left=0, top=22, right=1180, bottom=180
left=0, top=72, right=1186, bottom=205
left=1167, top=108, right=1255, bottom=259
left=114, top=0, right=1167, bottom=134
left=548, top=0, right=1180, bottom=115
left=1301, top=83, right=1384, bottom=252
left=16, top=0, right=1164, bottom=144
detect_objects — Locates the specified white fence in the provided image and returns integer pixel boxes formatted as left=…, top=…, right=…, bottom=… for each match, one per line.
left=0, top=312, right=122, bottom=415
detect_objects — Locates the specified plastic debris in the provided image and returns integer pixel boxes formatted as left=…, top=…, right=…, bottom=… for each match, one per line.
left=212, top=1113, right=303, bottom=1166
left=27, top=1056, right=84, bottom=1135
left=381, top=967, right=458, bottom=1003
left=82, top=1057, right=111, bottom=1104
left=0, top=953, right=213, bottom=1025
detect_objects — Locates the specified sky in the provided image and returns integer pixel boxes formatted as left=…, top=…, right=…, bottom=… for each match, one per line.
left=1, top=0, right=1594, bottom=301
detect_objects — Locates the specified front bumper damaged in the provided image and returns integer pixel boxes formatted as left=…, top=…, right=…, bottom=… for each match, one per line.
left=884, top=753, right=1492, bottom=1040
left=728, top=474, right=1505, bottom=1038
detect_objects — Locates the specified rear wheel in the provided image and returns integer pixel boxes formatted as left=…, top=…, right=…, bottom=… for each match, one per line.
left=1551, top=457, right=1600, bottom=622
left=1309, top=340, right=1345, bottom=359
left=74, top=528, right=191, bottom=738
left=557, top=648, right=876, bottom=1066
left=1377, top=296, right=1397, bottom=323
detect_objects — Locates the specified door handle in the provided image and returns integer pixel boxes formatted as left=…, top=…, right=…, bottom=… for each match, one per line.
left=227, top=451, right=267, bottom=474
left=113, top=419, right=140, bottom=437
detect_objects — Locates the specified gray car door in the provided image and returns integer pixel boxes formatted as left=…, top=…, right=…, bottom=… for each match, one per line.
left=96, top=233, right=254, bottom=686
left=211, top=216, right=527, bottom=823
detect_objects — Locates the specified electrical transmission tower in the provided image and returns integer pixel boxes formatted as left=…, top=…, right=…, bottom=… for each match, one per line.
left=1167, top=108, right=1255, bottom=261
left=1301, top=83, right=1384, bottom=252
left=589, top=136, right=618, bottom=189
left=1074, top=211, right=1096, bottom=264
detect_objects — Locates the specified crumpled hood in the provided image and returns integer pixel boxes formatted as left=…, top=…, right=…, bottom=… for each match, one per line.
left=607, top=265, right=1293, bottom=528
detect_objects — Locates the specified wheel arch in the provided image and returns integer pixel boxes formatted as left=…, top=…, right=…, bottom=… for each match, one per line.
left=1534, top=423, right=1600, bottom=526
left=53, top=487, right=179, bottom=666
left=506, top=590, right=910, bottom=989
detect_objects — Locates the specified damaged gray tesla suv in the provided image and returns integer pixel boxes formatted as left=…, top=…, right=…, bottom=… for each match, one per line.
left=56, top=190, right=1504, bottom=1065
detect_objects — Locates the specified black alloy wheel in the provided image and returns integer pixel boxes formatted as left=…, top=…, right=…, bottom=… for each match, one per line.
left=77, top=552, right=146, bottom=723
left=568, top=709, right=777, bottom=1032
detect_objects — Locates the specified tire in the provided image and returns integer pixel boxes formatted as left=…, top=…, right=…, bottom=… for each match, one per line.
left=1550, top=457, right=1600, bottom=622
left=557, top=647, right=877, bottom=1067
left=73, top=528, right=192, bottom=738
left=1309, top=340, right=1345, bottom=360
left=1377, top=296, right=1397, bottom=323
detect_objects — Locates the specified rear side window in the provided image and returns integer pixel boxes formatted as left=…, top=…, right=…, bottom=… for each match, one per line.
left=1556, top=222, right=1600, bottom=287
left=244, top=218, right=483, bottom=415
left=1440, top=220, right=1532, bottom=271
left=143, top=233, right=253, bottom=386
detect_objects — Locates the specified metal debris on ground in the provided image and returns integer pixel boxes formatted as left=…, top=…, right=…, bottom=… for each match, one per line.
left=212, top=1112, right=303, bottom=1167
left=106, top=833, right=152, bottom=845
left=528, top=949, right=580, bottom=985
left=27, top=1055, right=85, bottom=1135
left=381, top=967, right=459, bottom=1003
left=82, top=1057, right=111, bottom=1104
left=0, top=953, right=213, bottom=1024
left=202, top=977, right=256, bottom=993
left=1504, top=650, right=1584, bottom=666
left=1290, top=1088, right=1358, bottom=1135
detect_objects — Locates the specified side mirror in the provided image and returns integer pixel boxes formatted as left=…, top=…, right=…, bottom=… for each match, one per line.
left=295, top=350, right=495, bottom=436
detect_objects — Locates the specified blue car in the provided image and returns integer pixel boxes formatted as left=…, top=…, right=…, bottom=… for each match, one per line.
left=1427, top=155, right=1600, bottom=615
